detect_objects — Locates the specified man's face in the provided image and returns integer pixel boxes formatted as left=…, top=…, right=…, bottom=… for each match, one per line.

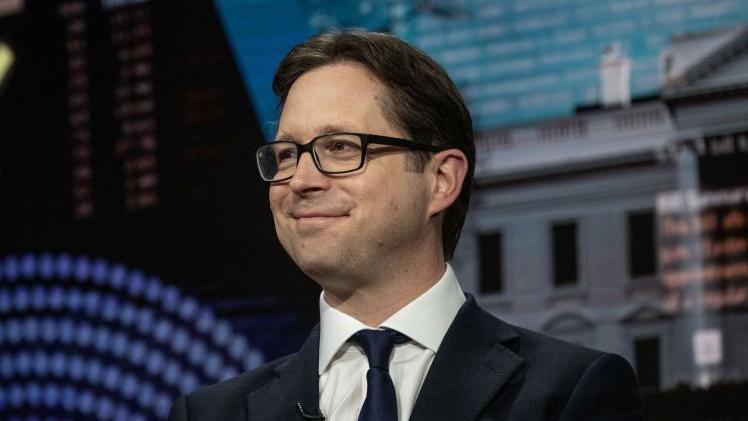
left=269, top=62, right=433, bottom=288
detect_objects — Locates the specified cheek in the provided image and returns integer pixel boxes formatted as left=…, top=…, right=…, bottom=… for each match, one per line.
left=268, top=187, right=285, bottom=212
left=363, top=186, right=410, bottom=227
left=268, top=189, right=289, bottom=232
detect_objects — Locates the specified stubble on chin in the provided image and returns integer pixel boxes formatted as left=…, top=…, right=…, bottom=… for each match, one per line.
left=288, top=236, right=369, bottom=293
left=290, top=238, right=342, bottom=277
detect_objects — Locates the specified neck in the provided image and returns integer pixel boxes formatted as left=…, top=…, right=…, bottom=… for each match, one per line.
left=321, top=253, right=446, bottom=326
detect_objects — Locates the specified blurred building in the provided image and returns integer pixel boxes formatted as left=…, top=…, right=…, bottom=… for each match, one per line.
left=454, top=24, right=748, bottom=392
left=215, top=0, right=748, bottom=139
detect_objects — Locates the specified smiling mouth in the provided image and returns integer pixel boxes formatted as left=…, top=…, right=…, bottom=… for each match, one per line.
left=293, top=214, right=346, bottom=231
left=291, top=210, right=349, bottom=219
left=294, top=214, right=347, bottom=221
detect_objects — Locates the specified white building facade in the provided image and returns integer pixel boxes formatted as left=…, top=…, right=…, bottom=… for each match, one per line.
left=454, top=25, right=748, bottom=392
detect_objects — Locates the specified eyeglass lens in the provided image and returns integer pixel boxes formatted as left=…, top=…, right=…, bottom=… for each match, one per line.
left=257, top=134, right=365, bottom=181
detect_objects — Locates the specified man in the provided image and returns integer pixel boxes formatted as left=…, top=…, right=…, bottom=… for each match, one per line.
left=169, top=30, right=645, bottom=420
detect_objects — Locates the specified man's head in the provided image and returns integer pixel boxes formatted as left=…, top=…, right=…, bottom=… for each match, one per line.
left=270, top=31, right=475, bottom=292
left=271, top=29, right=474, bottom=260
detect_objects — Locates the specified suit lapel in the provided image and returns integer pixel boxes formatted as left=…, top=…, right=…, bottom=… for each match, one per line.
left=409, top=296, right=525, bottom=421
left=246, top=325, right=322, bottom=421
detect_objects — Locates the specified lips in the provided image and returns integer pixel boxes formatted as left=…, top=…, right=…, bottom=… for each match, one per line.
left=293, top=213, right=344, bottom=219
left=290, top=209, right=349, bottom=219
left=290, top=212, right=347, bottom=234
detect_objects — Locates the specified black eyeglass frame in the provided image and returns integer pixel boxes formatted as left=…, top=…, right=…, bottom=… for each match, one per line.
left=256, top=132, right=448, bottom=182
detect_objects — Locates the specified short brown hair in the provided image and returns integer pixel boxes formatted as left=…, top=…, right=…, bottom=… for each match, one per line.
left=273, top=29, right=475, bottom=260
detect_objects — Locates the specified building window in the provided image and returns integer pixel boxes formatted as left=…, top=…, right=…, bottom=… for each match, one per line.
left=634, top=336, right=661, bottom=393
left=552, top=221, right=577, bottom=287
left=479, top=232, right=503, bottom=293
left=628, top=210, right=656, bottom=278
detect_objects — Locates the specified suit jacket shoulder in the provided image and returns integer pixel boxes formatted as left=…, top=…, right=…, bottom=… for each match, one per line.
left=501, top=325, right=643, bottom=420
left=168, top=354, right=292, bottom=421
left=169, top=324, right=321, bottom=421
left=409, top=296, right=645, bottom=420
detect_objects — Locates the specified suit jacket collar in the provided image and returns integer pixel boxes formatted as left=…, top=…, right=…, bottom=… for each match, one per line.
left=246, top=325, right=322, bottom=421
left=409, top=294, right=525, bottom=421
left=246, top=295, right=524, bottom=421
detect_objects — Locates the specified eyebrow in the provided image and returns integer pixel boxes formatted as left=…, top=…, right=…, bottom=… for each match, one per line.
left=273, top=123, right=360, bottom=143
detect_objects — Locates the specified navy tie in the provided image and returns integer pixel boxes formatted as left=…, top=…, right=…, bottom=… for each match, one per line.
left=351, top=329, right=410, bottom=421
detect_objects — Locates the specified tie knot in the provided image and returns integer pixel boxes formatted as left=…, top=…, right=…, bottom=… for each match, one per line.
left=351, top=329, right=410, bottom=370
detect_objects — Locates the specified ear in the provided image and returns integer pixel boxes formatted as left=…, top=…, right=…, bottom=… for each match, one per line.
left=427, top=149, right=468, bottom=218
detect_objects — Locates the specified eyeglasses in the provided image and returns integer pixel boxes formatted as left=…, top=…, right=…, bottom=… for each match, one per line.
left=256, top=132, right=447, bottom=182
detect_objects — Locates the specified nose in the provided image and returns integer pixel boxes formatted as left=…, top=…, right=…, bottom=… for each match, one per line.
left=287, top=150, right=329, bottom=194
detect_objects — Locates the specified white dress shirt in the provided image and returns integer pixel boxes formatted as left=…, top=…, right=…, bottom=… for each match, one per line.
left=318, top=264, right=466, bottom=421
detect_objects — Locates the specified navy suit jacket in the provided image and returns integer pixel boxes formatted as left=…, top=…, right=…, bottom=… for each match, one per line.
left=169, top=295, right=646, bottom=420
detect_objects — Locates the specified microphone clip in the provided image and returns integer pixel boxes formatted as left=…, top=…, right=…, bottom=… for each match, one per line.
left=295, top=402, right=325, bottom=420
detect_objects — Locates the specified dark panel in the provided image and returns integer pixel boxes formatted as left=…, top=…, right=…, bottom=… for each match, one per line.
left=698, top=132, right=748, bottom=190
left=478, top=232, right=503, bottom=294
left=634, top=336, right=661, bottom=393
left=552, top=221, right=577, bottom=287
left=628, top=210, right=656, bottom=279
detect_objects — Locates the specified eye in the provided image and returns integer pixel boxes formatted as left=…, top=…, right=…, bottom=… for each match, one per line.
left=274, top=145, right=297, bottom=164
left=277, top=149, right=294, bottom=161
left=315, top=135, right=362, bottom=162
left=327, top=140, right=356, bottom=152
left=319, top=136, right=362, bottom=155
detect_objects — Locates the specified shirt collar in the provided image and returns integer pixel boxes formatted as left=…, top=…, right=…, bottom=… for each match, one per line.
left=318, top=263, right=465, bottom=375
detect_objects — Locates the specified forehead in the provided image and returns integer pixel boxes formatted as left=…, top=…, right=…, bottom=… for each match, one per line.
left=276, top=62, right=396, bottom=140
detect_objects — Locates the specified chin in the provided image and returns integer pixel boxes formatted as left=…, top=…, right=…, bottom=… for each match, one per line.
left=296, top=253, right=361, bottom=285
left=301, top=266, right=340, bottom=289
left=294, top=253, right=340, bottom=278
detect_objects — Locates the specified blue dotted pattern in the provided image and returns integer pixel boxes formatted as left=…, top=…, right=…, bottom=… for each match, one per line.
left=0, top=253, right=265, bottom=420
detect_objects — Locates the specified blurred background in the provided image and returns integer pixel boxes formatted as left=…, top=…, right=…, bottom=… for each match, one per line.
left=1, top=0, right=747, bottom=419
